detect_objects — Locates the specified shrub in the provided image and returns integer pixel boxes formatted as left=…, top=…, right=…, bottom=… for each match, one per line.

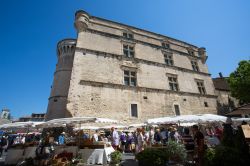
left=204, top=148, right=216, bottom=166
left=204, top=145, right=247, bottom=166
left=136, top=148, right=167, bottom=166
left=165, top=141, right=187, bottom=163
left=110, top=150, right=122, bottom=164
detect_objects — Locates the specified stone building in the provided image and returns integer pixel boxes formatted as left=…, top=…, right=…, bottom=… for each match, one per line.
left=18, top=113, right=46, bottom=122
left=213, top=73, right=239, bottom=115
left=46, top=10, right=217, bottom=123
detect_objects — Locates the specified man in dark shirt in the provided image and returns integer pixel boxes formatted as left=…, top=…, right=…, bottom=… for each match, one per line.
left=192, top=125, right=205, bottom=166
left=181, top=128, right=195, bottom=151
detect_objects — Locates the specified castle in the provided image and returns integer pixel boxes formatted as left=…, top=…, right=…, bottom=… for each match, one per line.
left=46, top=10, right=217, bottom=123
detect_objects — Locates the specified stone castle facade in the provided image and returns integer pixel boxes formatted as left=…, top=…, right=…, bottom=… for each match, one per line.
left=46, top=10, right=217, bottom=123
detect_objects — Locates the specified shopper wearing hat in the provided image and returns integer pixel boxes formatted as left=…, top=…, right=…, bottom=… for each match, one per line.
left=58, top=132, right=65, bottom=145
left=111, top=127, right=119, bottom=150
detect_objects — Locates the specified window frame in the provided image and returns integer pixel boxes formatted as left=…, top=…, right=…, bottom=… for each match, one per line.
left=123, top=44, right=135, bottom=58
left=164, top=53, right=174, bottom=66
left=131, top=104, right=138, bottom=118
left=174, top=104, right=181, bottom=116
left=124, top=70, right=137, bottom=86
left=191, top=60, right=199, bottom=72
left=123, top=32, right=134, bottom=40
left=195, top=80, right=206, bottom=94
left=167, top=74, right=179, bottom=91
left=204, top=102, right=209, bottom=107
left=162, top=42, right=170, bottom=49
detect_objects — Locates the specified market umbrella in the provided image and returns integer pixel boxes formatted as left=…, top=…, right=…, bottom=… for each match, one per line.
left=0, top=121, right=44, bottom=129
left=36, top=117, right=118, bottom=128
left=147, top=114, right=227, bottom=124
left=128, top=123, right=146, bottom=128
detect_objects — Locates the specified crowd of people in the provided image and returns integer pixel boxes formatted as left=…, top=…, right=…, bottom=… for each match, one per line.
left=0, top=121, right=248, bottom=166
left=0, top=133, right=41, bottom=157
left=107, top=125, right=225, bottom=166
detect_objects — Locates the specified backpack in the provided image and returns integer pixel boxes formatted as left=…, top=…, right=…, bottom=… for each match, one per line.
left=1, top=138, right=7, bottom=146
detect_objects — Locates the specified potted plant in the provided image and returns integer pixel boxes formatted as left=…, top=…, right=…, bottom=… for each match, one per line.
left=136, top=148, right=167, bottom=166
left=165, top=141, right=187, bottom=164
left=109, top=150, right=122, bottom=166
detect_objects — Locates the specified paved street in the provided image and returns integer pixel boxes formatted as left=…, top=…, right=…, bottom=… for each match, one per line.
left=121, top=153, right=138, bottom=166
left=0, top=152, right=138, bottom=166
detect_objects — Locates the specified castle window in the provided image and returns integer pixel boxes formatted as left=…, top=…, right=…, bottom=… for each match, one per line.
left=188, top=50, right=195, bottom=56
left=162, top=42, right=170, bottom=49
left=123, top=44, right=134, bottom=58
left=164, top=53, right=174, bottom=66
left=124, top=70, right=136, bottom=86
left=204, top=102, right=208, bottom=107
left=131, top=104, right=138, bottom=118
left=168, top=76, right=179, bottom=91
left=123, top=32, right=133, bottom=39
left=191, top=60, right=199, bottom=71
left=174, top=105, right=180, bottom=116
left=196, top=80, right=206, bottom=94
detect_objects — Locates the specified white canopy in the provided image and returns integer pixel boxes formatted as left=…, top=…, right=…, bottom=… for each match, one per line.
left=37, top=117, right=118, bottom=128
left=0, top=121, right=44, bottom=129
left=147, top=114, right=227, bottom=124
left=74, top=126, right=100, bottom=130
left=232, top=117, right=250, bottom=122
left=128, top=123, right=146, bottom=128
left=100, top=125, right=127, bottom=129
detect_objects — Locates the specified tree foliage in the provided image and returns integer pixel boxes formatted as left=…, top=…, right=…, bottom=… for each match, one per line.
left=228, top=60, right=250, bottom=104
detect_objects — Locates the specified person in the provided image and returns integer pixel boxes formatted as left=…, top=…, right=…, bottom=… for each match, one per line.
left=111, top=127, right=119, bottom=150
left=83, top=132, right=89, bottom=140
left=92, top=130, right=99, bottom=143
left=181, top=128, right=195, bottom=152
left=0, top=136, right=7, bottom=157
left=160, top=128, right=168, bottom=144
left=132, top=131, right=137, bottom=153
left=21, top=134, right=26, bottom=144
left=174, top=128, right=181, bottom=143
left=127, top=132, right=133, bottom=152
left=58, top=132, right=65, bottom=145
left=98, top=131, right=106, bottom=142
left=154, top=128, right=161, bottom=144
left=120, top=131, right=126, bottom=153
left=149, top=127, right=155, bottom=146
left=192, top=125, right=205, bottom=166
left=214, top=126, right=223, bottom=141
left=136, top=128, right=144, bottom=153
left=169, top=127, right=176, bottom=141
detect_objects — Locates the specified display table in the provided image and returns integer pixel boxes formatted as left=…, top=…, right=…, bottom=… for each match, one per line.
left=54, top=145, right=78, bottom=157
left=5, top=148, right=24, bottom=165
left=78, top=147, right=114, bottom=165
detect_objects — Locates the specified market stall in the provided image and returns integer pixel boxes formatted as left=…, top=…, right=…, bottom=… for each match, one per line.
left=0, top=121, right=43, bottom=165
left=35, top=117, right=118, bottom=165
left=147, top=114, right=227, bottom=124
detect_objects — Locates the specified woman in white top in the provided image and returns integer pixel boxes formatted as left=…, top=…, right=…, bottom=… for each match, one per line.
left=136, top=128, right=144, bottom=153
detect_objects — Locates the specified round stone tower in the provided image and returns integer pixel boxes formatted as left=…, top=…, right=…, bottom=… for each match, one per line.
left=46, top=39, right=76, bottom=120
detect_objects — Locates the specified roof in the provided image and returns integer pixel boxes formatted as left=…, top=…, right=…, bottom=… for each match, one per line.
left=74, top=10, right=200, bottom=49
left=212, top=77, right=230, bottom=91
left=227, top=104, right=250, bottom=116
left=92, top=16, right=199, bottom=49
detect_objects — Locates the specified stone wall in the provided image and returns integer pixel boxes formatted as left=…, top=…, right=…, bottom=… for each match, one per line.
left=67, top=81, right=216, bottom=123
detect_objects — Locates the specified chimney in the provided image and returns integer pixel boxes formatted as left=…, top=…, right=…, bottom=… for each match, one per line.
left=219, top=72, right=223, bottom=78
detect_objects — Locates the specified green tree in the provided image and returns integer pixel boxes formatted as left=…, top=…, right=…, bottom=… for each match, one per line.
left=228, top=60, right=250, bottom=104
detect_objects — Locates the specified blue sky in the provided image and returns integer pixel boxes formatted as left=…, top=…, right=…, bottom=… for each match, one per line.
left=0, top=0, right=249, bottom=118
